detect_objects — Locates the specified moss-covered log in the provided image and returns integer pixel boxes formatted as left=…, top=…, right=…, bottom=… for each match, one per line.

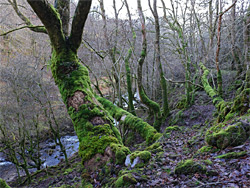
left=200, top=63, right=250, bottom=149
left=97, top=97, right=162, bottom=145
left=206, top=120, right=250, bottom=149
left=199, top=63, right=224, bottom=108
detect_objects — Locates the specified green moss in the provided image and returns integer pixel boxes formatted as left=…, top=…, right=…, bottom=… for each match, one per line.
left=125, top=48, right=136, bottom=116
left=140, top=50, right=146, bottom=57
left=124, top=132, right=135, bottom=146
left=206, top=121, right=250, bottom=149
left=215, top=151, right=247, bottom=159
left=203, top=159, right=213, bottom=165
left=97, top=96, right=162, bottom=145
left=165, top=125, right=182, bottom=133
left=50, top=50, right=125, bottom=168
left=63, top=168, right=73, bottom=175
left=192, top=124, right=201, bottom=129
left=174, top=159, right=207, bottom=175
left=0, top=178, right=10, bottom=188
left=114, top=173, right=137, bottom=187
left=128, top=151, right=151, bottom=167
left=216, top=88, right=249, bottom=122
left=138, top=88, right=162, bottom=130
left=187, top=135, right=200, bottom=145
left=197, top=146, right=218, bottom=153
left=110, top=143, right=130, bottom=165
left=130, top=151, right=151, bottom=162
left=145, top=142, right=163, bottom=153
left=199, top=63, right=224, bottom=107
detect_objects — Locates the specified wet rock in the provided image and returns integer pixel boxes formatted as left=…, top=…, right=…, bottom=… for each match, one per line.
left=131, top=157, right=141, bottom=168
left=125, top=154, right=131, bottom=167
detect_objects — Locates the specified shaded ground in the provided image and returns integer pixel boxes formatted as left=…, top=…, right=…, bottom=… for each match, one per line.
left=6, top=104, right=250, bottom=188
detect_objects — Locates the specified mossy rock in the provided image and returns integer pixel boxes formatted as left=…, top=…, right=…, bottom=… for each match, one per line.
left=165, top=125, right=182, bottom=133
left=197, top=146, right=219, bottom=154
left=215, top=151, right=247, bottom=159
left=205, top=121, right=250, bottom=149
left=114, top=173, right=137, bottom=187
left=0, top=178, right=10, bottom=188
left=128, top=151, right=151, bottom=168
left=130, top=151, right=151, bottom=162
left=216, top=88, right=250, bottom=122
left=174, top=159, right=207, bottom=175
left=110, top=143, right=131, bottom=165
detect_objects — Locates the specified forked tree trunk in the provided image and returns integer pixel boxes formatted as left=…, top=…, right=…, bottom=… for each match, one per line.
left=26, top=2, right=130, bottom=183
left=24, top=2, right=160, bottom=186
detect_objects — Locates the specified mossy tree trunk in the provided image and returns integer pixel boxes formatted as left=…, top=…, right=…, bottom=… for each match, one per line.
left=125, top=48, right=136, bottom=115
left=161, top=0, right=194, bottom=108
left=200, top=62, right=249, bottom=122
left=244, top=5, right=250, bottom=89
left=26, top=1, right=129, bottom=177
left=149, top=0, right=169, bottom=118
left=124, top=0, right=136, bottom=116
left=137, top=0, right=162, bottom=131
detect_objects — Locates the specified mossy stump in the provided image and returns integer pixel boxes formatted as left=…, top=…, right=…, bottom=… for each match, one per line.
left=174, top=159, right=207, bottom=175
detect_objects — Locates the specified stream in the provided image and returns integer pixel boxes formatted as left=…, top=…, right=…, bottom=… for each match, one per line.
left=0, top=135, right=79, bottom=182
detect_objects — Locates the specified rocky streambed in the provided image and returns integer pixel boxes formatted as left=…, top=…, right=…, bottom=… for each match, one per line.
left=0, top=135, right=79, bottom=182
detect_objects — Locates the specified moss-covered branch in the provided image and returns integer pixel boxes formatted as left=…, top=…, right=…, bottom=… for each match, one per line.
left=8, top=0, right=47, bottom=34
left=27, top=0, right=65, bottom=53
left=69, top=0, right=92, bottom=52
left=56, top=0, right=70, bottom=36
left=200, top=62, right=249, bottom=122
left=97, top=96, right=162, bottom=145
left=0, top=25, right=45, bottom=36
left=199, top=63, right=224, bottom=107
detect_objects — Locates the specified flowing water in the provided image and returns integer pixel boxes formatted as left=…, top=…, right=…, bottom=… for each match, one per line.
left=0, top=135, right=79, bottom=182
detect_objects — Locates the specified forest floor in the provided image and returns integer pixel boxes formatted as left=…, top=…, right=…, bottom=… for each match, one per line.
left=7, top=104, right=250, bottom=188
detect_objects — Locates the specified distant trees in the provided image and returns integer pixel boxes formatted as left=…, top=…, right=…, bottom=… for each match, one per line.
left=0, top=0, right=249, bottom=186
left=0, top=46, right=69, bottom=183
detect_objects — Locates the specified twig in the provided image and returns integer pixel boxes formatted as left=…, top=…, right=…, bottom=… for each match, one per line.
left=164, top=76, right=203, bottom=89
left=196, top=180, right=238, bottom=188
left=82, top=39, right=105, bottom=59
left=0, top=25, right=45, bottom=36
